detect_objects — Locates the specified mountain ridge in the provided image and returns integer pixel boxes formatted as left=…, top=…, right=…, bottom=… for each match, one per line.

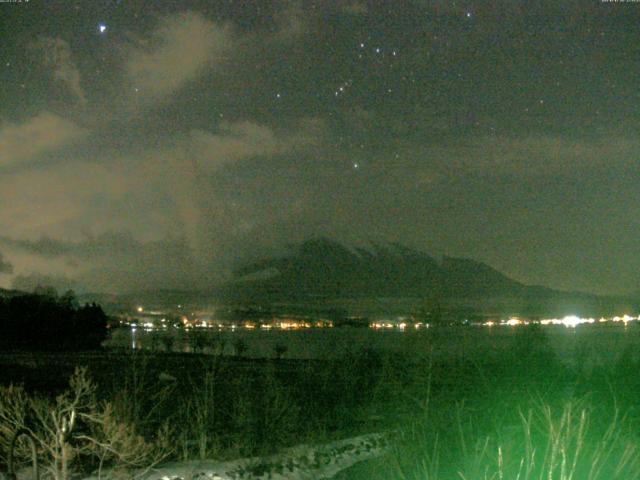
left=228, top=238, right=531, bottom=300
left=219, top=238, right=640, bottom=318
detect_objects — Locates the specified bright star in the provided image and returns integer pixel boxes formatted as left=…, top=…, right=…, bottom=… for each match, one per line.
left=98, top=23, right=107, bottom=34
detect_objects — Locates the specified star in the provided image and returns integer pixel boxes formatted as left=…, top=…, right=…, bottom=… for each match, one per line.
left=98, top=23, right=107, bottom=34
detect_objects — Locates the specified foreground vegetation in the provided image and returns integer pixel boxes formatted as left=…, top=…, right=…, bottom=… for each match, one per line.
left=1, top=324, right=640, bottom=478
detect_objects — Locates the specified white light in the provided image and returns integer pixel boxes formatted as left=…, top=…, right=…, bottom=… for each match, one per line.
left=561, top=315, right=581, bottom=328
left=98, top=24, right=107, bottom=33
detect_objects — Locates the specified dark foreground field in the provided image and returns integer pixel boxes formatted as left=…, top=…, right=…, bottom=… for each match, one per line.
left=2, top=325, right=640, bottom=479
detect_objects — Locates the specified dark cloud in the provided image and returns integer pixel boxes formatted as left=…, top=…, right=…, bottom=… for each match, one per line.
left=0, top=236, right=74, bottom=257
left=35, top=37, right=86, bottom=106
left=0, top=232, right=205, bottom=293
left=12, top=273, right=79, bottom=294
left=0, top=253, right=13, bottom=274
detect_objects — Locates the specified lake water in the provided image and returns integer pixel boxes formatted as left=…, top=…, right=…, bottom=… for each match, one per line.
left=105, top=322, right=640, bottom=367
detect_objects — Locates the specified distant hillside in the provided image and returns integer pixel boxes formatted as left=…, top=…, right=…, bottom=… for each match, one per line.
left=222, top=238, right=636, bottom=317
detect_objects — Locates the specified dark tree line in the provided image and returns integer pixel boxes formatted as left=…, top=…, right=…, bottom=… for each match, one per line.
left=0, top=291, right=107, bottom=351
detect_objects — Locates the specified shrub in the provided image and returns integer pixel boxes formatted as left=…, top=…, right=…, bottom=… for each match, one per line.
left=0, top=367, right=170, bottom=479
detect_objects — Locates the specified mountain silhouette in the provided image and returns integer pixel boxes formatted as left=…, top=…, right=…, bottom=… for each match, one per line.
left=228, top=238, right=525, bottom=300
left=223, top=238, right=637, bottom=317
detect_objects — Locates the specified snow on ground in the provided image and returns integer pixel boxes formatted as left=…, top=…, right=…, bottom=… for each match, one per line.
left=82, top=432, right=391, bottom=480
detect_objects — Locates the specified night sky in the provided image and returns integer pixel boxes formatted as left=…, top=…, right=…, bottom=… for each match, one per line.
left=1, top=0, right=639, bottom=295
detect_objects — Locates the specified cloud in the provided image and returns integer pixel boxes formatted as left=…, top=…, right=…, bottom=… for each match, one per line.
left=0, top=160, right=132, bottom=238
left=0, top=236, right=75, bottom=257
left=166, top=121, right=293, bottom=259
left=36, top=37, right=86, bottom=105
left=0, top=232, right=142, bottom=261
left=75, top=235, right=199, bottom=292
left=125, top=11, right=232, bottom=101
left=0, top=252, right=12, bottom=274
left=11, top=273, right=80, bottom=294
left=165, top=118, right=325, bottom=256
left=0, top=112, right=325, bottom=292
left=190, top=122, right=282, bottom=165
left=187, top=119, right=322, bottom=170
left=3, top=232, right=199, bottom=293
left=0, top=112, right=86, bottom=167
